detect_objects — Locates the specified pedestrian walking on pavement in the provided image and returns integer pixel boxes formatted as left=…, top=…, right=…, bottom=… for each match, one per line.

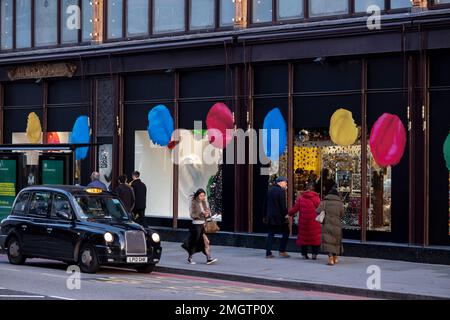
left=113, top=174, right=135, bottom=215
left=181, top=188, right=218, bottom=265
left=263, top=177, right=291, bottom=259
left=317, top=185, right=344, bottom=266
left=87, top=171, right=108, bottom=191
left=288, top=182, right=321, bottom=260
left=130, top=171, right=148, bottom=228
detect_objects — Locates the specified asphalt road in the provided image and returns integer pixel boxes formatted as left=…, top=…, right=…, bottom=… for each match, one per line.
left=0, top=254, right=367, bottom=300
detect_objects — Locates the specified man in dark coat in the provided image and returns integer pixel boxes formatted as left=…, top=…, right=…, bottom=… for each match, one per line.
left=113, top=175, right=135, bottom=217
left=264, top=177, right=290, bottom=258
left=130, top=171, right=147, bottom=228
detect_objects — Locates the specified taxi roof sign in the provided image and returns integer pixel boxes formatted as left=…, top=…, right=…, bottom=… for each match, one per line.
left=85, top=188, right=103, bottom=194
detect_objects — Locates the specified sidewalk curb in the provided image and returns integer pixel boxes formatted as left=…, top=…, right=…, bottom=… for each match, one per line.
left=155, top=265, right=448, bottom=300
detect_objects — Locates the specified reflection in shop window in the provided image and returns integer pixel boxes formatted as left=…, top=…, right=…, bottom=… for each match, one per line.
left=190, top=0, right=215, bottom=30
left=309, top=0, right=349, bottom=17
left=135, top=131, right=173, bottom=218
left=1, top=0, right=13, bottom=50
left=35, top=0, right=58, bottom=46
left=355, top=0, right=385, bottom=12
left=16, top=0, right=32, bottom=48
left=61, top=0, right=78, bottom=44
left=127, top=0, right=149, bottom=36
left=177, top=129, right=223, bottom=221
left=220, top=0, right=235, bottom=26
left=277, top=0, right=304, bottom=20
left=252, top=0, right=272, bottom=23
left=107, top=0, right=123, bottom=39
left=153, top=0, right=185, bottom=34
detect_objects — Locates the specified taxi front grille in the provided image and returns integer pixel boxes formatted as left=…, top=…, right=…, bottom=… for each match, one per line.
left=125, top=230, right=147, bottom=255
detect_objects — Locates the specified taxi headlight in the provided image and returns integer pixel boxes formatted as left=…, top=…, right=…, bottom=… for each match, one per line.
left=104, top=232, right=114, bottom=243
left=151, top=233, right=160, bottom=243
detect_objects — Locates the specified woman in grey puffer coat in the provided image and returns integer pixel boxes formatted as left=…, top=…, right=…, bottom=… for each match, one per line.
left=317, top=186, right=344, bottom=266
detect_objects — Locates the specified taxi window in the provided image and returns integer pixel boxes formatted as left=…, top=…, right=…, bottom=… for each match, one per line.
left=12, top=192, right=30, bottom=216
left=74, top=195, right=129, bottom=221
left=28, top=192, right=52, bottom=217
left=51, top=194, right=73, bottom=219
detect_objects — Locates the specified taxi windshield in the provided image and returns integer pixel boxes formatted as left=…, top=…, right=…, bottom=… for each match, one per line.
left=74, top=195, right=130, bottom=221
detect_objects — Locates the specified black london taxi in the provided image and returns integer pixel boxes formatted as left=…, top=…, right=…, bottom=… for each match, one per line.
left=0, top=186, right=162, bottom=274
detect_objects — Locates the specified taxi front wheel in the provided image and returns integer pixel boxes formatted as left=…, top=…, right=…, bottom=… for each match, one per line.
left=7, top=236, right=26, bottom=265
left=135, top=264, right=155, bottom=274
left=78, top=244, right=100, bottom=273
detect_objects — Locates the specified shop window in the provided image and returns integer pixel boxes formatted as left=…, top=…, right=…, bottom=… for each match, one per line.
left=390, top=0, right=413, bottom=9
left=16, top=0, right=32, bottom=48
left=1, top=0, right=13, bottom=50
left=252, top=0, right=272, bottom=23
left=277, top=0, right=303, bottom=20
left=127, top=0, right=149, bottom=36
left=153, top=0, right=185, bottom=34
left=309, top=0, right=349, bottom=17
left=134, top=131, right=174, bottom=217
left=434, top=0, right=450, bottom=4
left=35, top=0, right=58, bottom=46
left=220, top=0, right=235, bottom=27
left=190, top=0, right=215, bottom=30
left=355, top=0, right=385, bottom=12
left=82, top=0, right=93, bottom=41
left=107, top=0, right=123, bottom=39
left=61, top=0, right=79, bottom=44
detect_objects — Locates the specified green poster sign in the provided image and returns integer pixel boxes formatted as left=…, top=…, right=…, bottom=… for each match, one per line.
left=42, top=160, right=64, bottom=185
left=0, top=159, right=17, bottom=220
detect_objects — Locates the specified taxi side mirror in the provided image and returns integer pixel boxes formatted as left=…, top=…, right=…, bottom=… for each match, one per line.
left=56, top=211, right=72, bottom=221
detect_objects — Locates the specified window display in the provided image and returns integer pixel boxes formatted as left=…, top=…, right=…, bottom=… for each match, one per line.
left=135, top=131, right=173, bottom=218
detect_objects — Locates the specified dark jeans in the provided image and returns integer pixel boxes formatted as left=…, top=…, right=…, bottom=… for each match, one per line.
left=301, top=245, right=319, bottom=256
left=266, top=223, right=290, bottom=256
left=133, top=208, right=147, bottom=228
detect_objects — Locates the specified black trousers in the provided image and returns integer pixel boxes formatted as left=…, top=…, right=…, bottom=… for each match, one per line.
left=182, top=224, right=207, bottom=257
left=133, top=208, right=147, bottom=228
left=301, top=245, right=319, bottom=256
left=265, top=223, right=290, bottom=256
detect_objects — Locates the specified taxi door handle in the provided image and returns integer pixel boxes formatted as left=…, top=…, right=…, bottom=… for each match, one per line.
left=46, top=227, right=53, bottom=233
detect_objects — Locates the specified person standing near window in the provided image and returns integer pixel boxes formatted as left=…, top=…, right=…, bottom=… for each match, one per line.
left=87, top=172, right=108, bottom=191
left=113, top=174, right=135, bottom=216
left=317, top=186, right=344, bottom=266
left=181, top=188, right=218, bottom=265
left=288, top=182, right=321, bottom=260
left=264, top=177, right=291, bottom=259
left=131, top=171, right=147, bottom=228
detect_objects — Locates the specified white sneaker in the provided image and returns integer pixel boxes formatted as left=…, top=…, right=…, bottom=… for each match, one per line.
left=206, top=258, right=218, bottom=265
left=187, top=258, right=196, bottom=265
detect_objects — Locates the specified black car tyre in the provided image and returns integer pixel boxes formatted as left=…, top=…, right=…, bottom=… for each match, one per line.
left=135, top=264, right=155, bottom=274
left=78, top=244, right=100, bottom=274
left=7, top=236, right=26, bottom=265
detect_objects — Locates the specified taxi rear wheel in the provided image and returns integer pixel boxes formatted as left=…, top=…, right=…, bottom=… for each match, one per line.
left=7, top=236, right=26, bottom=265
left=78, top=244, right=100, bottom=273
left=135, top=264, right=155, bottom=274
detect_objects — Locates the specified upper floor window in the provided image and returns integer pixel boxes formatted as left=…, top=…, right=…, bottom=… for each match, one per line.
left=127, top=0, right=149, bottom=36
left=35, top=0, right=58, bottom=46
left=153, top=0, right=185, bottom=34
left=278, top=0, right=304, bottom=20
left=0, top=0, right=13, bottom=50
left=220, top=0, right=235, bottom=26
left=309, top=0, right=348, bottom=17
left=252, top=0, right=272, bottom=23
left=82, top=0, right=93, bottom=42
left=62, top=0, right=79, bottom=44
left=16, top=0, right=31, bottom=48
left=355, top=0, right=385, bottom=12
left=107, top=0, right=123, bottom=39
left=190, top=0, right=215, bottom=30
left=390, top=0, right=413, bottom=9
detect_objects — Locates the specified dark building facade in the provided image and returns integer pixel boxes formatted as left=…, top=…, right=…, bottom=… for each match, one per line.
left=0, top=0, right=450, bottom=251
